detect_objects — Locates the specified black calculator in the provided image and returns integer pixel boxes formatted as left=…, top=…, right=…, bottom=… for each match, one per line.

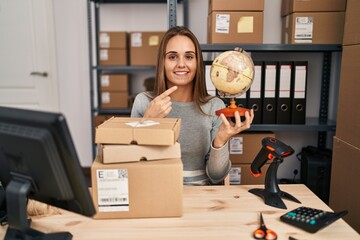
left=280, top=206, right=348, bottom=233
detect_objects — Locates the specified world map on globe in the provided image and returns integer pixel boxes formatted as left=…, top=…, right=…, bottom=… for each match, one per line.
left=210, top=48, right=255, bottom=96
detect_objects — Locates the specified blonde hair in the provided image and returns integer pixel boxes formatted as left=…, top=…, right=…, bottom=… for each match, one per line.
left=154, top=26, right=213, bottom=114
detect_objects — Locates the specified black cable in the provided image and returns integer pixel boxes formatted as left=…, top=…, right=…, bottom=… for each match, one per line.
left=292, top=169, right=299, bottom=184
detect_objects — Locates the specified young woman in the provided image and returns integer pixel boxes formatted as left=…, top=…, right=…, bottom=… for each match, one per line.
left=131, top=26, right=254, bottom=185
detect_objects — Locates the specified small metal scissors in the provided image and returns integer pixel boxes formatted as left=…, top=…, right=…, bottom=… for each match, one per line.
left=253, top=213, right=277, bottom=240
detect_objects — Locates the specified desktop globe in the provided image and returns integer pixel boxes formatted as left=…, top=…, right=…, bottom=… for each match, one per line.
left=210, top=48, right=255, bottom=117
left=210, top=48, right=254, bottom=95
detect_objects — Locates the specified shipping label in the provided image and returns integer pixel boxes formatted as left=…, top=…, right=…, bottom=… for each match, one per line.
left=295, top=17, right=313, bottom=43
left=230, top=137, right=243, bottom=154
left=96, top=169, right=129, bottom=212
left=215, top=14, right=230, bottom=34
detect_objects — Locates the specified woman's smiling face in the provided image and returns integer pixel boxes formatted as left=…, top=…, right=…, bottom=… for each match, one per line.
left=164, top=35, right=197, bottom=88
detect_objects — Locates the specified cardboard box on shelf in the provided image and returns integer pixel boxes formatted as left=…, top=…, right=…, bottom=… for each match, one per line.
left=336, top=44, right=360, bottom=149
left=281, top=12, right=345, bottom=44
left=207, top=11, right=263, bottom=44
left=208, top=0, right=264, bottom=13
left=329, top=136, right=360, bottom=232
left=101, top=91, right=129, bottom=109
left=95, top=117, right=181, bottom=146
left=281, top=0, right=346, bottom=17
left=229, top=163, right=270, bottom=185
left=99, top=142, right=181, bottom=164
left=129, top=31, right=165, bottom=66
left=343, top=0, right=360, bottom=46
left=91, top=156, right=183, bottom=219
left=99, top=48, right=128, bottom=66
left=100, top=74, right=128, bottom=92
left=229, top=132, right=275, bottom=164
left=99, top=31, right=127, bottom=49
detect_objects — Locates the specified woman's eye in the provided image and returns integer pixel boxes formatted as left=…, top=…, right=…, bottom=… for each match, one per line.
left=168, top=55, right=177, bottom=60
left=185, top=54, right=195, bottom=60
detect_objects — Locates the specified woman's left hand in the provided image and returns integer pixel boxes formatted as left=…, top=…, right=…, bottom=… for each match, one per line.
left=213, top=109, right=254, bottom=148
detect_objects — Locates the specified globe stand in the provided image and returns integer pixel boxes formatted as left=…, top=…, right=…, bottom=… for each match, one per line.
left=215, top=97, right=251, bottom=117
left=248, top=157, right=301, bottom=209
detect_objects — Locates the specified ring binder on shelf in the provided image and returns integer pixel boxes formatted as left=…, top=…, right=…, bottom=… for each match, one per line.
left=205, top=62, right=216, bottom=96
left=248, top=61, right=264, bottom=124
left=235, top=93, right=248, bottom=109
left=262, top=62, right=278, bottom=124
left=291, top=61, right=308, bottom=124
left=276, top=62, right=293, bottom=124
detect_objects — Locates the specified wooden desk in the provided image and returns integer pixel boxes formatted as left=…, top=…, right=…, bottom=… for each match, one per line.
left=1, top=185, right=359, bottom=240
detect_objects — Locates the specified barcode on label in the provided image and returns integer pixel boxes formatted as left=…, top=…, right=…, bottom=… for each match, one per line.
left=100, top=197, right=128, bottom=203
left=117, top=169, right=128, bottom=179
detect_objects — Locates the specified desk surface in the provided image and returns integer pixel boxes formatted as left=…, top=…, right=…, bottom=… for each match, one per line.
left=1, top=184, right=359, bottom=240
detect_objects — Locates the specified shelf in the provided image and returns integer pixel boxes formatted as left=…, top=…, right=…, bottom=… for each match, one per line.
left=250, top=118, right=336, bottom=132
left=94, top=66, right=156, bottom=73
left=88, top=0, right=341, bottom=154
left=91, top=0, right=182, bottom=3
left=94, top=109, right=336, bottom=132
left=97, top=108, right=131, bottom=115
left=200, top=44, right=342, bottom=53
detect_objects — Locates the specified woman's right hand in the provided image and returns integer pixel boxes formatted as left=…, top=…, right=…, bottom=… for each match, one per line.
left=144, top=86, right=178, bottom=118
left=214, top=109, right=254, bottom=148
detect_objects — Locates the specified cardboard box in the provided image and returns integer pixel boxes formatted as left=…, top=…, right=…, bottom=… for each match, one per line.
left=208, top=0, right=264, bottom=13
left=93, top=114, right=130, bottom=129
left=336, top=44, right=360, bottom=149
left=95, top=117, right=181, bottom=146
left=101, top=92, right=129, bottom=109
left=343, top=0, right=360, bottom=46
left=329, top=137, right=360, bottom=233
left=100, top=74, right=128, bottom=92
left=91, top=157, right=183, bottom=219
left=130, top=32, right=165, bottom=66
left=99, top=142, right=181, bottom=164
left=208, top=11, right=263, bottom=44
left=281, top=0, right=346, bottom=17
left=99, top=32, right=127, bottom=49
left=281, top=12, right=345, bottom=44
left=229, top=163, right=270, bottom=185
left=99, top=48, right=128, bottom=66
left=229, top=132, right=275, bottom=164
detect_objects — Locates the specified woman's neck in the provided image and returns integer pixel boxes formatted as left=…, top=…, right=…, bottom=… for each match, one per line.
left=169, top=85, right=193, bottom=102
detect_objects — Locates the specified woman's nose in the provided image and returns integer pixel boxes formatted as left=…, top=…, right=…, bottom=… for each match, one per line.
left=177, top=57, right=186, bottom=67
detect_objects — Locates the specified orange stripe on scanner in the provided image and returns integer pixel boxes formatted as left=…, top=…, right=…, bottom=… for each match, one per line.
left=266, top=146, right=275, bottom=151
left=282, top=151, right=292, bottom=157
left=251, top=169, right=262, bottom=177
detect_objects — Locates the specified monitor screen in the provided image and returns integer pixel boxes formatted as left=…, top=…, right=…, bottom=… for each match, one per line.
left=0, top=106, right=95, bottom=239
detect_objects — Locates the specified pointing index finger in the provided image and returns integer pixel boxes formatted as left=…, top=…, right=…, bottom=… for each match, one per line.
left=160, top=86, right=178, bottom=98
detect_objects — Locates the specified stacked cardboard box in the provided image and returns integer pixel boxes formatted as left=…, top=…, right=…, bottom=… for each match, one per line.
left=93, top=114, right=131, bottom=133
left=91, top=117, right=183, bottom=219
left=129, top=31, right=165, bottom=66
left=207, top=0, right=264, bottom=44
left=98, top=31, right=128, bottom=66
left=100, top=74, right=129, bottom=109
left=329, top=0, right=360, bottom=233
left=281, top=0, right=346, bottom=44
left=228, top=132, right=275, bottom=185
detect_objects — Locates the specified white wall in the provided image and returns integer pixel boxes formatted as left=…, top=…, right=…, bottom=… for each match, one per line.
left=54, top=0, right=340, bottom=181
left=53, top=0, right=93, bottom=167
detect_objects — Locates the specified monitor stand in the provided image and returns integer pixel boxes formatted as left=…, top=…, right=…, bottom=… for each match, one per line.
left=248, top=157, right=301, bottom=209
left=4, top=175, right=73, bottom=240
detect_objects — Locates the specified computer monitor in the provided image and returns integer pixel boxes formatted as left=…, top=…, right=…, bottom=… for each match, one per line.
left=0, top=106, right=95, bottom=239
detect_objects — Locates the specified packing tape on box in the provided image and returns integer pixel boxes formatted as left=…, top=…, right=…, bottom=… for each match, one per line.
left=126, top=120, right=160, bottom=144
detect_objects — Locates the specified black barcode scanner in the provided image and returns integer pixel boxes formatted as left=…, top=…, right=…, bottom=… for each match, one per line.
left=249, top=137, right=301, bottom=209
left=251, top=137, right=294, bottom=176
